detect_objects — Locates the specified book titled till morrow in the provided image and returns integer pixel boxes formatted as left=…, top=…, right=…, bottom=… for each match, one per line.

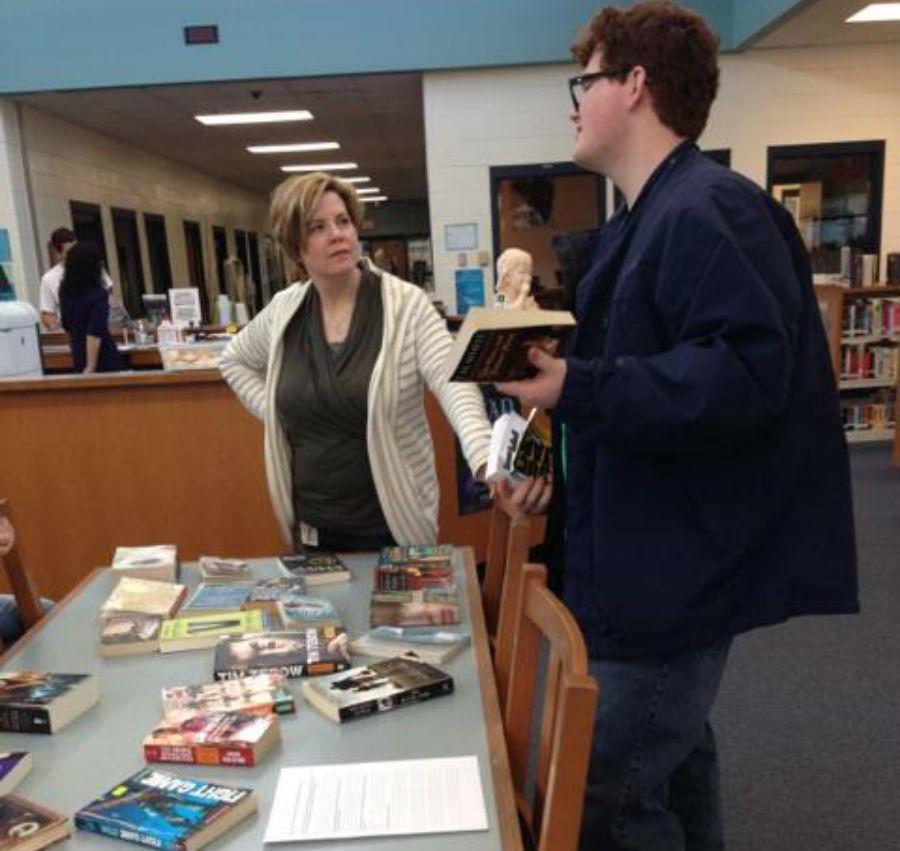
left=300, top=656, right=453, bottom=724
left=0, top=672, right=99, bottom=734
left=446, top=306, right=575, bottom=383
left=75, top=768, right=257, bottom=851
left=213, top=627, right=351, bottom=681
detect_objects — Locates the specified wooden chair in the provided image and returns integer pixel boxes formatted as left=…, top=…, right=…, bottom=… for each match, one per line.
left=504, top=565, right=598, bottom=851
left=0, top=498, right=46, bottom=646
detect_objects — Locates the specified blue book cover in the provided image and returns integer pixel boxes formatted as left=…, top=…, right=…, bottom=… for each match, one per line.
left=182, top=583, right=254, bottom=613
left=75, top=768, right=257, bottom=850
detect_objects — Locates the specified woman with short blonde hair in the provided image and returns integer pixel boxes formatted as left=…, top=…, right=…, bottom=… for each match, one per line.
left=221, top=172, right=491, bottom=551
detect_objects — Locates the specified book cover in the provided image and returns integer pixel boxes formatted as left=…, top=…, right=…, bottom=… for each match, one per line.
left=485, top=410, right=551, bottom=484
left=278, top=553, right=351, bottom=585
left=111, top=545, right=179, bottom=583
left=161, top=673, right=295, bottom=717
left=373, top=564, right=456, bottom=593
left=241, top=578, right=309, bottom=613
left=378, top=544, right=454, bottom=566
left=446, top=306, right=575, bottom=383
left=276, top=596, right=342, bottom=629
left=0, top=672, right=99, bottom=734
left=0, top=795, right=69, bottom=850
left=0, top=752, right=32, bottom=797
left=75, top=768, right=257, bottom=851
left=213, top=627, right=351, bottom=681
left=100, top=576, right=187, bottom=619
left=370, top=600, right=460, bottom=628
left=300, top=656, right=453, bottom=724
left=159, top=610, right=266, bottom=654
left=181, top=583, right=254, bottom=615
left=143, top=710, right=279, bottom=768
left=99, top=613, right=162, bottom=657
left=198, top=556, right=252, bottom=584
left=349, top=635, right=468, bottom=666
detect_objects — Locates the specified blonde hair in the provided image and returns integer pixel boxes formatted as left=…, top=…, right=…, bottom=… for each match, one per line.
left=269, top=172, right=363, bottom=266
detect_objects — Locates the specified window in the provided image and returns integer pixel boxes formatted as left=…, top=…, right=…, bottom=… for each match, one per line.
left=111, top=207, right=145, bottom=319
left=183, top=220, right=210, bottom=322
left=143, top=213, right=173, bottom=291
left=490, top=163, right=606, bottom=310
left=247, top=232, right=263, bottom=311
left=212, top=226, right=227, bottom=296
left=768, top=141, right=885, bottom=275
left=69, top=200, right=108, bottom=268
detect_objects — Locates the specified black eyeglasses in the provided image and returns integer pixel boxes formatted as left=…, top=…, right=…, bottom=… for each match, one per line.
left=567, top=69, right=625, bottom=110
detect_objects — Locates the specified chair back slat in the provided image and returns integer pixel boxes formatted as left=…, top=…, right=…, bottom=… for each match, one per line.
left=0, top=498, right=45, bottom=631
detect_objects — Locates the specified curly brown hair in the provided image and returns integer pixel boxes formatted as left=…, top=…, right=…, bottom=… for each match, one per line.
left=572, top=1, right=719, bottom=140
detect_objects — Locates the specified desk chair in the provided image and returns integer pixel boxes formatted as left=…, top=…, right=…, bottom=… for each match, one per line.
left=504, top=565, right=598, bottom=851
left=0, top=498, right=47, bottom=648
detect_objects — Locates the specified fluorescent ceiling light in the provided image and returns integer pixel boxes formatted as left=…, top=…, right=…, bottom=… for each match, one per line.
left=846, top=3, right=900, bottom=22
left=280, top=162, right=358, bottom=172
left=195, top=110, right=313, bottom=126
left=361, top=195, right=388, bottom=203
left=247, top=141, right=339, bottom=154
left=343, top=177, right=372, bottom=184
left=356, top=187, right=381, bottom=194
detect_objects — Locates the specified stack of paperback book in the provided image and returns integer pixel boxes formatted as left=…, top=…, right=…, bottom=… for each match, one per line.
left=198, top=555, right=253, bottom=583
left=0, top=671, right=99, bottom=734
left=110, top=544, right=179, bottom=583
left=278, top=551, right=352, bottom=585
left=99, top=575, right=187, bottom=657
left=370, top=545, right=460, bottom=628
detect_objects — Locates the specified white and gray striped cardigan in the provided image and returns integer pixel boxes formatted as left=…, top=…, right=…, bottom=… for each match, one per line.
left=219, top=263, right=492, bottom=547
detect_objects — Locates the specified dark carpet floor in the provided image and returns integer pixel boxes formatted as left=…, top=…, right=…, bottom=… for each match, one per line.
left=715, top=444, right=900, bottom=850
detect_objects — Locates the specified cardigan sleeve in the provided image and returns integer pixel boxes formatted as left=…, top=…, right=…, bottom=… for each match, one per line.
left=219, top=298, right=278, bottom=421
left=412, top=291, right=492, bottom=474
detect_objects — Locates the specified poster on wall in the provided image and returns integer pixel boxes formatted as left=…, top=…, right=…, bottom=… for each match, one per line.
left=168, top=287, right=203, bottom=324
left=444, top=222, right=478, bottom=252
left=0, top=229, right=11, bottom=264
left=455, top=386, right=520, bottom=516
left=454, top=268, right=485, bottom=316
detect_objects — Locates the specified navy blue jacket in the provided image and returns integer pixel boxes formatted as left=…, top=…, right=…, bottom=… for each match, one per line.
left=555, top=142, right=858, bottom=660
left=60, top=286, right=124, bottom=373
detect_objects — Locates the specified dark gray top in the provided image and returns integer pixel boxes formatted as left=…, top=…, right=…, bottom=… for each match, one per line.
left=276, top=268, right=390, bottom=542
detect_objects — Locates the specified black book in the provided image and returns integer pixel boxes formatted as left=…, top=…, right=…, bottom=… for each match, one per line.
left=0, top=672, right=99, bottom=734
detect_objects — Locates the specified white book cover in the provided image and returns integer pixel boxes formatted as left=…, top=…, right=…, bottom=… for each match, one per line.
left=264, top=756, right=488, bottom=843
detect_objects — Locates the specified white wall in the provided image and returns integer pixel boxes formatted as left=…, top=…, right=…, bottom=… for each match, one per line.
left=424, top=42, right=900, bottom=312
left=20, top=104, right=269, bottom=309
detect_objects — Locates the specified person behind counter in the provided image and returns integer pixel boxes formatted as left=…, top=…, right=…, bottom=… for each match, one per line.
left=220, top=172, right=492, bottom=553
left=59, top=241, right=124, bottom=374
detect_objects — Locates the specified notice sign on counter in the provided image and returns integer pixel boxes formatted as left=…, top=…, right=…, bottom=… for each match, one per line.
left=168, top=287, right=202, bottom=324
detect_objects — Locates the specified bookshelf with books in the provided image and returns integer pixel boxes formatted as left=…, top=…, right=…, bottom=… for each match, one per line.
left=816, top=284, right=900, bottom=450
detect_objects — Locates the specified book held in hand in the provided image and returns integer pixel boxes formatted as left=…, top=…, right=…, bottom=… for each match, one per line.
left=278, top=552, right=351, bottom=585
left=300, top=655, right=453, bottom=724
left=0, top=795, right=69, bottom=850
left=75, top=768, right=257, bottom=850
left=159, top=610, right=267, bottom=653
left=0, top=672, right=99, bottom=734
left=161, top=672, right=295, bottom=717
left=143, top=709, right=280, bottom=767
left=99, top=613, right=162, bottom=657
left=100, top=576, right=187, bottom=619
left=0, top=751, right=32, bottom=796
left=111, top=544, right=179, bottom=583
left=446, top=306, right=575, bottom=383
left=198, top=556, right=252, bottom=584
left=213, top=627, right=351, bottom=681
left=485, top=409, right=551, bottom=484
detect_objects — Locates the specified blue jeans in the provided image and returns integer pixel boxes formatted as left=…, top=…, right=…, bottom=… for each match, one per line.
left=581, top=639, right=732, bottom=851
left=0, top=595, right=53, bottom=645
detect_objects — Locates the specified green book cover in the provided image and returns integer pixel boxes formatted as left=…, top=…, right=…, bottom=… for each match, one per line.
left=161, top=609, right=264, bottom=641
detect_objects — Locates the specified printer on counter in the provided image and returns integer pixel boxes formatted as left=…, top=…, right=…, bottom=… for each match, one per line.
left=0, top=301, right=42, bottom=378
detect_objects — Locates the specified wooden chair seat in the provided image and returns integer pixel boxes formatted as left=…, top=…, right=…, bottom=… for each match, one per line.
left=504, top=564, right=598, bottom=851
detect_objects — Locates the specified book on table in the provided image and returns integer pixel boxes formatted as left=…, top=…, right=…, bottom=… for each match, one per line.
left=143, top=709, right=280, bottom=767
left=300, top=655, right=454, bottom=724
left=159, top=610, right=267, bottom=653
left=100, top=576, right=187, bottom=619
left=275, top=596, right=341, bottom=629
left=198, top=555, right=252, bottom=584
left=161, top=672, right=295, bottom=717
left=180, top=583, right=255, bottom=615
left=75, top=768, right=257, bottom=851
left=370, top=599, right=460, bottom=628
left=0, top=795, right=69, bottom=850
left=213, top=626, right=351, bottom=681
left=278, top=552, right=352, bottom=585
left=241, top=578, right=309, bottom=614
left=111, top=544, right=179, bottom=583
left=378, top=544, right=454, bottom=565
left=99, top=613, right=163, bottom=657
left=0, top=751, right=32, bottom=796
left=446, top=305, right=575, bottom=383
left=0, top=672, right=99, bottom=734
left=349, top=632, right=469, bottom=665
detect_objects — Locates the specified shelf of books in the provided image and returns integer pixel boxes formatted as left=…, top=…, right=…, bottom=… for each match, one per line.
left=817, top=284, right=900, bottom=453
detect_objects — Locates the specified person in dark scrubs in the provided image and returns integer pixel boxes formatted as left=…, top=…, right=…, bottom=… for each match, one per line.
left=59, top=241, right=124, bottom=374
left=498, top=3, right=858, bottom=848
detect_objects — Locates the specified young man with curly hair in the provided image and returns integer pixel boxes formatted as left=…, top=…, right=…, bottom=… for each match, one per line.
left=498, top=3, right=858, bottom=848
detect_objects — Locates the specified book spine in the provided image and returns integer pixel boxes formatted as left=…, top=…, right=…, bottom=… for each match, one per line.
left=75, top=813, right=181, bottom=850
left=144, top=742, right=256, bottom=767
left=338, top=678, right=454, bottom=722
left=0, top=705, right=53, bottom=734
